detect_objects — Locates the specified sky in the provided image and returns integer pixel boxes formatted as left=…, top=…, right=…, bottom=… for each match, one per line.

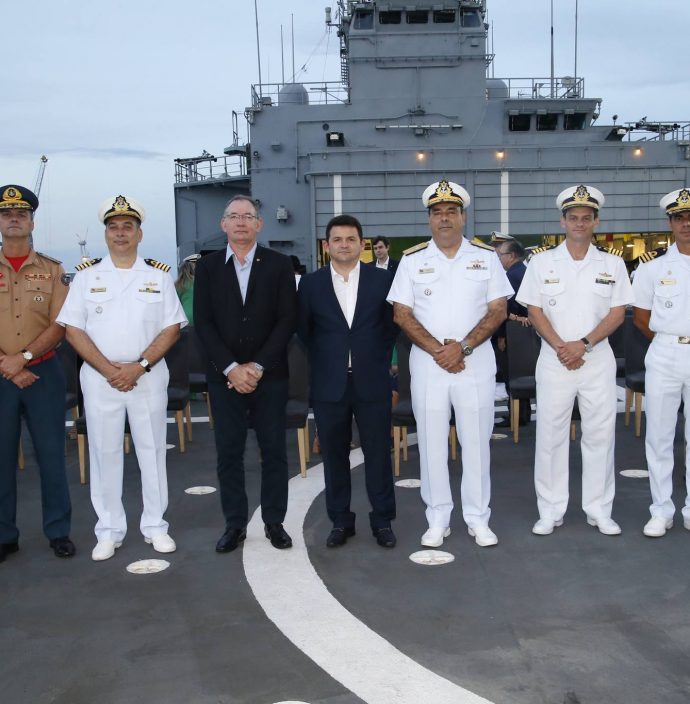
left=2, top=0, right=688, bottom=271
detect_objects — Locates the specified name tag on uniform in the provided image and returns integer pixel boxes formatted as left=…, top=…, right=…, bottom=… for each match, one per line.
left=418, top=267, right=435, bottom=274
left=138, top=288, right=161, bottom=294
left=543, top=278, right=560, bottom=284
left=467, top=260, right=487, bottom=270
left=90, top=287, right=107, bottom=293
left=595, top=278, right=615, bottom=285
left=25, top=273, right=51, bottom=281
left=659, top=278, right=676, bottom=286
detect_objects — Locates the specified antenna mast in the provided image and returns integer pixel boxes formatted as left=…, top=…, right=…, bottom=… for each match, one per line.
left=254, top=0, right=263, bottom=98
left=550, top=0, right=555, bottom=98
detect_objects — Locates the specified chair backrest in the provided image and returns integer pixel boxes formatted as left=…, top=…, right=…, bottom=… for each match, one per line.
left=165, top=328, right=190, bottom=392
left=56, top=339, right=79, bottom=397
left=395, top=334, right=412, bottom=402
left=623, top=311, right=650, bottom=376
left=505, top=320, right=541, bottom=381
left=186, top=326, right=207, bottom=376
left=287, top=334, right=309, bottom=402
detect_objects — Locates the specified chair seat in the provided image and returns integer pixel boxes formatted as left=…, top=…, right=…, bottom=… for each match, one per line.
left=615, top=357, right=625, bottom=377
left=625, top=371, right=645, bottom=393
left=509, top=376, right=535, bottom=398
left=167, top=388, right=190, bottom=411
left=65, top=392, right=79, bottom=411
left=392, top=399, right=415, bottom=426
left=285, top=399, right=308, bottom=429
left=189, top=372, right=207, bottom=393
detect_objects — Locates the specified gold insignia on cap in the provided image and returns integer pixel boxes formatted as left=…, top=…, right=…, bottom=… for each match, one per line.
left=562, top=185, right=600, bottom=210
left=666, top=188, right=690, bottom=215
left=0, top=186, right=31, bottom=209
left=428, top=180, right=464, bottom=207
left=104, top=195, right=142, bottom=222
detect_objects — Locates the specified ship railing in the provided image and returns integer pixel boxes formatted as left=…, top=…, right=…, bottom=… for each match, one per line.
left=250, top=81, right=349, bottom=109
left=621, top=120, right=690, bottom=142
left=174, top=154, right=246, bottom=185
left=498, top=76, right=585, bottom=100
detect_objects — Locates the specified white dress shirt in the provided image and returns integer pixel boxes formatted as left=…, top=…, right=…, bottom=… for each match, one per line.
left=331, top=261, right=360, bottom=367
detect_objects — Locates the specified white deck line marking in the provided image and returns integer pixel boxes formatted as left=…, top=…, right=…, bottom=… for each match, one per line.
left=243, top=448, right=494, bottom=704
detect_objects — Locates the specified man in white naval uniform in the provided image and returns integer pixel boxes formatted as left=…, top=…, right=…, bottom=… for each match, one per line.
left=388, top=179, right=512, bottom=548
left=517, top=185, right=633, bottom=536
left=632, top=188, right=690, bottom=538
left=57, top=196, right=187, bottom=561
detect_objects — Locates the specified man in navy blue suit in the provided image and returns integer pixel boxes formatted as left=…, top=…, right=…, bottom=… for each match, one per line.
left=298, top=215, right=398, bottom=548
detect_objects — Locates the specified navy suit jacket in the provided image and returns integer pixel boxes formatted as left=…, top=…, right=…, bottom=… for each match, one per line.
left=298, top=264, right=398, bottom=403
left=367, top=257, right=399, bottom=274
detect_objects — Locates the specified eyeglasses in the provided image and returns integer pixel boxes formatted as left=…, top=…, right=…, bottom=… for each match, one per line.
left=496, top=251, right=511, bottom=258
left=224, top=214, right=258, bottom=222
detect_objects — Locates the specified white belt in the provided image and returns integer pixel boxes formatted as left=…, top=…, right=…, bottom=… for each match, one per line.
left=654, top=333, right=690, bottom=344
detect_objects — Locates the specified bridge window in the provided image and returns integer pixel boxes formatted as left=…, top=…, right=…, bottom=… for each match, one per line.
left=536, top=113, right=559, bottom=131
left=461, top=10, right=482, bottom=27
left=379, top=11, right=401, bottom=24
left=433, top=10, right=456, bottom=23
left=407, top=10, right=428, bottom=24
left=564, top=112, right=587, bottom=130
left=353, top=10, right=374, bottom=30
left=509, top=114, right=531, bottom=132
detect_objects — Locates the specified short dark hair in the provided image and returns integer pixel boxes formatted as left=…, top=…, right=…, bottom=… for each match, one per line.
left=499, top=239, right=526, bottom=260
left=325, top=214, right=363, bottom=241
left=372, top=235, right=389, bottom=248
left=223, top=194, right=259, bottom=216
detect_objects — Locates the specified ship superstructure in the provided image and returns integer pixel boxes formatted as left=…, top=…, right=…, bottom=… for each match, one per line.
left=174, top=0, right=689, bottom=267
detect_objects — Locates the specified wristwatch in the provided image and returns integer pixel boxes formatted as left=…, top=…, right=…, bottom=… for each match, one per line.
left=138, top=357, right=152, bottom=372
left=581, top=337, right=593, bottom=354
left=460, top=339, right=474, bottom=357
left=21, top=349, right=33, bottom=362
left=254, top=362, right=265, bottom=373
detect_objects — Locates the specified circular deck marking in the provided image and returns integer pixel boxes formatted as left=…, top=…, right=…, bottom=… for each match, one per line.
left=126, top=559, right=170, bottom=575
left=395, top=478, right=421, bottom=488
left=620, top=469, right=649, bottom=479
left=491, top=433, right=508, bottom=440
left=184, top=485, right=217, bottom=495
left=409, top=550, right=455, bottom=566
left=243, top=446, right=494, bottom=704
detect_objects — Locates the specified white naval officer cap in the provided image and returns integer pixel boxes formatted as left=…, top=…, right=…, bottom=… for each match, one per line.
left=660, top=188, right=690, bottom=215
left=422, top=179, right=471, bottom=209
left=98, top=194, right=146, bottom=224
left=556, top=184, right=605, bottom=212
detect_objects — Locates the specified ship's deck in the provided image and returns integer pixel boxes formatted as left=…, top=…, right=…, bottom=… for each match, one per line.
left=3, top=397, right=690, bottom=704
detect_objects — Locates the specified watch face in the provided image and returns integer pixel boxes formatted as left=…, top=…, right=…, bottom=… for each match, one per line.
left=22, top=350, right=33, bottom=361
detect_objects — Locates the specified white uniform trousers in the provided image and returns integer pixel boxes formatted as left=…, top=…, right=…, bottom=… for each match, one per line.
left=81, top=363, right=170, bottom=542
left=644, top=336, right=690, bottom=521
left=410, top=345, right=495, bottom=530
left=534, top=347, right=617, bottom=521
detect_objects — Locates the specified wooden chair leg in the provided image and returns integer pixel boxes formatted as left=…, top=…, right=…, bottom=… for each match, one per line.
left=634, top=392, right=643, bottom=437
left=512, top=398, right=520, bottom=443
left=402, top=426, right=408, bottom=462
left=124, top=434, right=131, bottom=454
left=570, top=421, right=577, bottom=441
left=205, top=392, right=214, bottom=430
left=18, top=441, right=25, bottom=471
left=304, top=420, right=311, bottom=463
left=297, top=427, right=307, bottom=478
left=393, top=425, right=401, bottom=477
left=449, top=426, right=457, bottom=461
left=176, top=410, right=186, bottom=452
left=624, top=387, right=632, bottom=427
left=184, top=401, right=193, bottom=442
left=77, top=434, right=87, bottom=484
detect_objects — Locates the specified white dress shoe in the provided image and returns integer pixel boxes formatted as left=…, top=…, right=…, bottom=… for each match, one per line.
left=468, top=525, right=498, bottom=547
left=145, top=534, right=177, bottom=553
left=532, top=518, right=564, bottom=536
left=421, top=527, right=451, bottom=547
left=92, top=540, right=122, bottom=561
left=587, top=517, right=621, bottom=536
left=643, top=516, right=673, bottom=537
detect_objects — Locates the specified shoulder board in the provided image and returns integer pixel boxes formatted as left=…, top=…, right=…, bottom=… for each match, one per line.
left=526, top=245, right=554, bottom=259
left=597, top=245, right=623, bottom=257
left=639, top=247, right=667, bottom=264
left=470, top=237, right=495, bottom=252
left=36, top=252, right=62, bottom=265
left=403, top=241, right=429, bottom=256
left=75, top=258, right=102, bottom=271
left=145, top=258, right=171, bottom=272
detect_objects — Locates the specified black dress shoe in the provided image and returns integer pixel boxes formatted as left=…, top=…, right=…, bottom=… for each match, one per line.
left=216, top=528, right=246, bottom=553
left=373, top=527, right=396, bottom=548
left=0, top=542, right=19, bottom=563
left=326, top=526, right=356, bottom=548
left=264, top=523, right=292, bottom=549
left=49, top=537, right=76, bottom=558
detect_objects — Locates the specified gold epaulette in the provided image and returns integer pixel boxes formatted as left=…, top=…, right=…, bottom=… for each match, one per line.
left=597, top=245, right=623, bottom=257
left=145, top=258, right=171, bottom=272
left=470, top=237, right=496, bottom=252
left=639, top=248, right=667, bottom=264
left=36, top=252, right=62, bottom=265
left=75, top=258, right=102, bottom=271
left=403, top=241, right=429, bottom=256
left=525, top=245, right=554, bottom=261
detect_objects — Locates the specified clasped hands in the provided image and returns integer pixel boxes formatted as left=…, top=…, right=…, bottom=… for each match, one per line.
left=0, top=353, right=39, bottom=389
left=556, top=340, right=586, bottom=370
left=226, top=362, right=263, bottom=394
left=107, top=362, right=145, bottom=392
left=432, top=341, right=465, bottom=374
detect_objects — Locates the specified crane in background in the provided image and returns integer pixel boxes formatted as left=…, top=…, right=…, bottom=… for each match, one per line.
left=34, top=155, right=48, bottom=196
